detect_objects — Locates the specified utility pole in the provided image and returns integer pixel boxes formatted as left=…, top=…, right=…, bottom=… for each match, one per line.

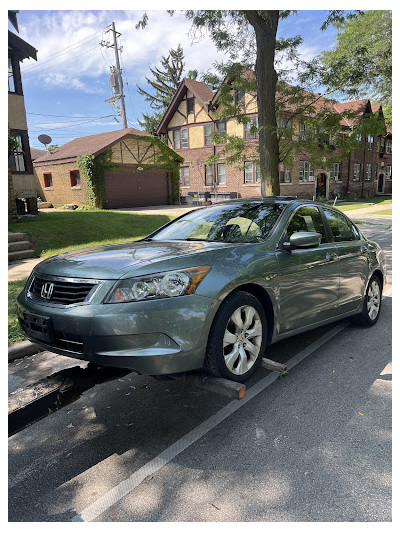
left=101, top=22, right=127, bottom=129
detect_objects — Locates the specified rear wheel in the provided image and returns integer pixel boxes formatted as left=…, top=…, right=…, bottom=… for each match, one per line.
left=352, top=274, right=382, bottom=327
left=204, top=291, right=267, bottom=382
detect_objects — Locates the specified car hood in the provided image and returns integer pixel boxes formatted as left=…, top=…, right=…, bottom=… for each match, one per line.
left=33, top=240, right=232, bottom=280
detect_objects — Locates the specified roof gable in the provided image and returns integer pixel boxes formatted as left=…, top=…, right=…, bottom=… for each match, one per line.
left=33, top=128, right=150, bottom=165
left=156, top=78, right=214, bottom=134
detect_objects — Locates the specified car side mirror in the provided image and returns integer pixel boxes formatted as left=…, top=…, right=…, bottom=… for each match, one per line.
left=284, top=231, right=322, bottom=249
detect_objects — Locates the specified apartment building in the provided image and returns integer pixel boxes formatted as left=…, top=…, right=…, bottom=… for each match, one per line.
left=156, top=77, right=392, bottom=202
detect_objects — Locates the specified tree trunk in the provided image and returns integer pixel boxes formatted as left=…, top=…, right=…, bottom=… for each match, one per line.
left=245, top=11, right=280, bottom=197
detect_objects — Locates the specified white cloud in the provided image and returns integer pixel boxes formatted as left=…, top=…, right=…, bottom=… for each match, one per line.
left=18, top=10, right=227, bottom=91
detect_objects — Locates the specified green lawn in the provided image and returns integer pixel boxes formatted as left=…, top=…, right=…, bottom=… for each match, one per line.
left=334, top=195, right=392, bottom=212
left=9, top=279, right=27, bottom=344
left=9, top=210, right=173, bottom=258
left=370, top=208, right=392, bottom=215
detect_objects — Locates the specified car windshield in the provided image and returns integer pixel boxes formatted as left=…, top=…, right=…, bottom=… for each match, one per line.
left=151, top=203, right=286, bottom=243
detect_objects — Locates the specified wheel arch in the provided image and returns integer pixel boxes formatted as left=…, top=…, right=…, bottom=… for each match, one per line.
left=221, top=283, right=275, bottom=346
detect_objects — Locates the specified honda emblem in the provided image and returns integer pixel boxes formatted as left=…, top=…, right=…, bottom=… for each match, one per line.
left=41, top=282, right=54, bottom=300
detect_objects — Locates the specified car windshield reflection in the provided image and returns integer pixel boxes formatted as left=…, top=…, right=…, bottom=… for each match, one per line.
left=151, top=203, right=285, bottom=243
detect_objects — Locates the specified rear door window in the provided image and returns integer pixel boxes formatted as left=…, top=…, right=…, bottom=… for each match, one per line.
left=322, top=208, right=360, bottom=242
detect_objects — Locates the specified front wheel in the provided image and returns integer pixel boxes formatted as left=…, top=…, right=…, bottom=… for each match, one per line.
left=352, top=274, right=383, bottom=327
left=204, top=291, right=267, bottom=383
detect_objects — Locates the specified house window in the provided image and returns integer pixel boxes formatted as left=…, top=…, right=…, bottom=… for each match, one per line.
left=181, top=167, right=190, bottom=186
left=378, top=137, right=385, bottom=153
left=204, top=124, right=213, bottom=146
left=386, top=139, right=392, bottom=154
left=299, top=161, right=313, bottom=182
left=367, top=135, right=374, bottom=150
left=374, top=163, right=378, bottom=180
left=331, top=163, right=341, bottom=181
left=205, top=165, right=213, bottom=186
left=70, top=170, right=81, bottom=188
left=8, top=57, right=15, bottom=92
left=244, top=162, right=254, bottom=183
left=355, top=133, right=362, bottom=142
left=216, top=121, right=226, bottom=133
left=235, top=89, right=244, bottom=105
left=279, top=167, right=292, bottom=183
left=217, top=163, right=226, bottom=185
left=181, top=128, right=189, bottom=149
left=353, top=163, right=361, bottom=181
left=299, top=122, right=307, bottom=140
left=9, top=133, right=25, bottom=172
left=244, top=162, right=261, bottom=184
left=44, top=173, right=53, bottom=189
left=385, top=166, right=392, bottom=181
left=173, top=129, right=180, bottom=149
left=279, top=117, right=293, bottom=139
left=365, top=163, right=372, bottom=181
left=244, top=117, right=258, bottom=140
left=186, top=97, right=194, bottom=115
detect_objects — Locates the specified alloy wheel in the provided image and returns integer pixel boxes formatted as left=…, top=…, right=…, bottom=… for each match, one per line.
left=367, top=280, right=381, bottom=320
left=223, top=305, right=263, bottom=375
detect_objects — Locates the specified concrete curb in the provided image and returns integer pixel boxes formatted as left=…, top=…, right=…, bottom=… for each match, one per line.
left=8, top=340, right=42, bottom=363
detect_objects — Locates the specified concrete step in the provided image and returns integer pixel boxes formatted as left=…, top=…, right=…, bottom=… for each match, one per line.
left=8, top=232, right=29, bottom=243
left=8, top=249, right=36, bottom=261
left=8, top=241, right=33, bottom=253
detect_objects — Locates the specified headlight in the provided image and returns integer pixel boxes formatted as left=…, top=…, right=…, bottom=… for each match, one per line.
left=104, top=266, right=211, bottom=303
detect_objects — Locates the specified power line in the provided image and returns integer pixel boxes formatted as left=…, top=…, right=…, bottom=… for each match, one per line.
left=28, top=115, right=115, bottom=131
left=22, top=28, right=108, bottom=72
left=27, top=112, right=113, bottom=119
left=23, top=44, right=101, bottom=75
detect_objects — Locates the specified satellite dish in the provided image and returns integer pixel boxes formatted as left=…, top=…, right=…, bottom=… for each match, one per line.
left=38, top=134, right=52, bottom=150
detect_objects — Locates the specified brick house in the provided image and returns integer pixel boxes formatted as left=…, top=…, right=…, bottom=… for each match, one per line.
left=34, top=128, right=182, bottom=208
left=8, top=13, right=38, bottom=220
left=156, top=78, right=392, bottom=201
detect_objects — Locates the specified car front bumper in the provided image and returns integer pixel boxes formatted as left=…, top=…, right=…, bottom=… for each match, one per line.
left=17, top=292, right=219, bottom=375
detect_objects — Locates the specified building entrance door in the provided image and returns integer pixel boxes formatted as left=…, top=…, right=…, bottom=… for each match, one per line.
left=316, top=173, right=327, bottom=198
left=378, top=173, right=384, bottom=193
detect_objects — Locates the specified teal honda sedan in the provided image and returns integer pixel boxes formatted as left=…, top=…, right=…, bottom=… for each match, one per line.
left=17, top=197, right=386, bottom=382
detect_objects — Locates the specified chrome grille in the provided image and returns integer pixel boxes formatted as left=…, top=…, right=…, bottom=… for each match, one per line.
left=29, top=276, right=97, bottom=305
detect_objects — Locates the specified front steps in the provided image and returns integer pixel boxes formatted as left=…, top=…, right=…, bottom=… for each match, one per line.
left=8, top=232, right=36, bottom=261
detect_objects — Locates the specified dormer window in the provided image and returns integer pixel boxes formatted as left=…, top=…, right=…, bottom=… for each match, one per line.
left=186, top=97, right=194, bottom=115
left=235, top=89, right=244, bottom=105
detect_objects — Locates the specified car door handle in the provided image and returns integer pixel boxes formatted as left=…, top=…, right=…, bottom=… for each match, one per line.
left=326, top=252, right=338, bottom=262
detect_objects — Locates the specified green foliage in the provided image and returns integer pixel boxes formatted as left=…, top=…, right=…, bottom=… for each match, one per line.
left=77, top=150, right=116, bottom=209
left=8, top=125, right=19, bottom=154
left=8, top=278, right=27, bottom=344
left=136, top=44, right=185, bottom=133
left=319, top=11, right=392, bottom=124
left=48, top=144, right=60, bottom=152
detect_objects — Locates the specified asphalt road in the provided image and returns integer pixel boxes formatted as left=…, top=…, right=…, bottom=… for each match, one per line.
left=8, top=217, right=392, bottom=522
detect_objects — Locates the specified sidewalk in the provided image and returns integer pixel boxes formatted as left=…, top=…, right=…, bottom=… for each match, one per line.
left=8, top=257, right=43, bottom=282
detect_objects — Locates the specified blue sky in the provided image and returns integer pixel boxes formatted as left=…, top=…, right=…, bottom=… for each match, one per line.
left=12, top=9, right=341, bottom=150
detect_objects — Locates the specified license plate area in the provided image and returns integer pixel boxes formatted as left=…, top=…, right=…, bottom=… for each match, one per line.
left=21, top=312, right=54, bottom=343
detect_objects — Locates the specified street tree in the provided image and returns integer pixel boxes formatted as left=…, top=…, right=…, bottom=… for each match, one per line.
left=136, top=10, right=386, bottom=194
left=319, top=10, right=392, bottom=125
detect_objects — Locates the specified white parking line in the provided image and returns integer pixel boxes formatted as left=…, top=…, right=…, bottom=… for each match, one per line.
left=71, top=320, right=349, bottom=522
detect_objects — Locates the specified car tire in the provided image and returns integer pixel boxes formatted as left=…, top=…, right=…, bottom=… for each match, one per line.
left=351, top=274, right=383, bottom=327
left=204, top=291, right=267, bottom=383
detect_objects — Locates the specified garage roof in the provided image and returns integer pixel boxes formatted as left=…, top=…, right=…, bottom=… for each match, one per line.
left=33, top=128, right=150, bottom=166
